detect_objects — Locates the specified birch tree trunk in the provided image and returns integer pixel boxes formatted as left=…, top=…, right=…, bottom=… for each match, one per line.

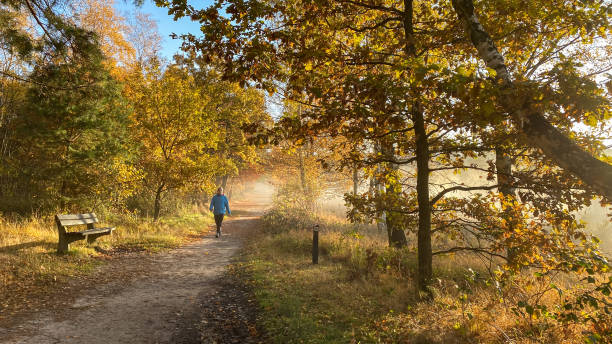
left=451, top=0, right=612, bottom=200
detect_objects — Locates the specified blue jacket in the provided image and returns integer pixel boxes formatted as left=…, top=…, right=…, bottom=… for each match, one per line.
left=209, top=194, right=231, bottom=215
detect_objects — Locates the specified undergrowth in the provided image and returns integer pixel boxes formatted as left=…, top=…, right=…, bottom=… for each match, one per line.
left=243, top=205, right=611, bottom=343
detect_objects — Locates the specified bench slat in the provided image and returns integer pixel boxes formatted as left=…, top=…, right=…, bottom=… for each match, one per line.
left=56, top=213, right=97, bottom=220
left=81, top=227, right=115, bottom=235
left=56, top=213, right=98, bottom=226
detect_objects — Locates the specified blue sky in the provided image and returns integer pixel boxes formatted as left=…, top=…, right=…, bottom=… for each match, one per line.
left=113, top=0, right=284, bottom=118
left=114, top=0, right=214, bottom=60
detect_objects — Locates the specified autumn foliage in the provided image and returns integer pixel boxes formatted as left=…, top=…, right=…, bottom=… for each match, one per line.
left=1, top=0, right=611, bottom=342
left=0, top=0, right=270, bottom=219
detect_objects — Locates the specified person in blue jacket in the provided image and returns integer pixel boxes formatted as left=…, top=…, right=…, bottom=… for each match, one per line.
left=209, top=187, right=231, bottom=238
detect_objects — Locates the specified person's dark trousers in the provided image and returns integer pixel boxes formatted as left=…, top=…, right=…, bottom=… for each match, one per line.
left=214, top=214, right=225, bottom=236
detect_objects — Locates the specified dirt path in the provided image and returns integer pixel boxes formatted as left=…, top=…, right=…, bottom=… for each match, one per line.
left=0, top=196, right=269, bottom=344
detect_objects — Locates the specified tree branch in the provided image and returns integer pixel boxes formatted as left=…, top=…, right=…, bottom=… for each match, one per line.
left=451, top=0, right=612, bottom=201
left=337, top=0, right=404, bottom=15
left=433, top=246, right=507, bottom=260
left=431, top=184, right=499, bottom=205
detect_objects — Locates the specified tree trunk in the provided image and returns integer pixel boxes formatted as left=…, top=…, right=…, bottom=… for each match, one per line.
left=221, top=175, right=228, bottom=190
left=298, top=147, right=306, bottom=192
left=372, top=144, right=388, bottom=235
left=495, top=147, right=514, bottom=196
left=59, top=180, right=67, bottom=210
left=298, top=145, right=311, bottom=210
left=452, top=0, right=612, bottom=201
left=378, top=211, right=387, bottom=235
left=403, top=0, right=432, bottom=295
left=413, top=104, right=432, bottom=294
left=352, top=166, right=359, bottom=195
left=381, top=140, right=408, bottom=248
left=385, top=182, right=408, bottom=248
left=495, top=147, right=518, bottom=263
left=153, top=183, right=164, bottom=221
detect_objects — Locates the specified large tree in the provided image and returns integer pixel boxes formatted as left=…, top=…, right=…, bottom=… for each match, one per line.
left=156, top=0, right=611, bottom=292
left=126, top=63, right=219, bottom=220
left=156, top=0, right=611, bottom=196
left=0, top=0, right=132, bottom=211
left=11, top=34, right=129, bottom=210
left=450, top=0, right=612, bottom=199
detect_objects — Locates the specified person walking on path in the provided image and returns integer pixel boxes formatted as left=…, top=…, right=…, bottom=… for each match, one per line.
left=209, top=187, right=231, bottom=237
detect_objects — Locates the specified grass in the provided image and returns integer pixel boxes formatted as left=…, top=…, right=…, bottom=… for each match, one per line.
left=240, top=206, right=610, bottom=344
left=0, top=206, right=213, bottom=316
left=105, top=209, right=213, bottom=252
left=241, top=229, right=462, bottom=344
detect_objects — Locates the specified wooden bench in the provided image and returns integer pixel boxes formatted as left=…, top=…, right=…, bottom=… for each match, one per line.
left=55, top=213, right=115, bottom=253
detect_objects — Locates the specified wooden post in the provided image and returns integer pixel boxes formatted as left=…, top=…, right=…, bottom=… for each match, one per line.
left=312, top=224, right=319, bottom=264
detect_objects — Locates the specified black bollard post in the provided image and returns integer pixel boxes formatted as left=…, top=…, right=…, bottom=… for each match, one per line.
left=312, top=224, right=319, bottom=264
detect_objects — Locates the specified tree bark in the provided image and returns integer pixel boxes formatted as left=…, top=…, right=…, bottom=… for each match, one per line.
left=495, top=147, right=514, bottom=196
left=413, top=103, right=432, bottom=293
left=404, top=0, right=432, bottom=294
left=452, top=0, right=612, bottom=201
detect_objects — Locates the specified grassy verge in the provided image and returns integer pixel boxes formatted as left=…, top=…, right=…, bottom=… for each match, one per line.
left=242, top=233, right=416, bottom=344
left=240, top=207, right=602, bottom=344
left=0, top=206, right=213, bottom=314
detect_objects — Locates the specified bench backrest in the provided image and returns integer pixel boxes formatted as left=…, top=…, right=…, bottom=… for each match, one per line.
left=55, top=213, right=99, bottom=227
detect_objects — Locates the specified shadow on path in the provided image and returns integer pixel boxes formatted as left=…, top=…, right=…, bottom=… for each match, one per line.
left=0, top=241, right=54, bottom=254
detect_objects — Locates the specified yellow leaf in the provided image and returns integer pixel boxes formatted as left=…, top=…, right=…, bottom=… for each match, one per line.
left=486, top=67, right=497, bottom=78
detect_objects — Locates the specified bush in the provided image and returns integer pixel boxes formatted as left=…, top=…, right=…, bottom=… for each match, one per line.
left=261, top=205, right=318, bottom=234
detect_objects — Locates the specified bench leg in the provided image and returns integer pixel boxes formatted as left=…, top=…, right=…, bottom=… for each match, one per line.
left=58, top=234, right=69, bottom=254
left=58, top=233, right=85, bottom=253
left=86, top=232, right=112, bottom=245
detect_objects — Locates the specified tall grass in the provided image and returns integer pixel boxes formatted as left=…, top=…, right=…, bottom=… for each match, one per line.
left=243, top=205, right=609, bottom=343
left=0, top=205, right=213, bottom=315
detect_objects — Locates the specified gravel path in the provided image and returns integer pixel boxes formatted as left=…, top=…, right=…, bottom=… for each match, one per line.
left=0, top=204, right=264, bottom=344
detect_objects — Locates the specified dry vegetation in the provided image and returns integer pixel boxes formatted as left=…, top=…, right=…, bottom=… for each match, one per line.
left=242, top=206, right=611, bottom=344
left=0, top=206, right=213, bottom=319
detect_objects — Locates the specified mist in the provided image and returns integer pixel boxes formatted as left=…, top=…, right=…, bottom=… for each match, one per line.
left=303, top=155, right=612, bottom=255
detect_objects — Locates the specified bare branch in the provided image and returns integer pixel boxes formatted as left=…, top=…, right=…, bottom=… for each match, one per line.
left=433, top=246, right=507, bottom=260
left=431, top=185, right=499, bottom=205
